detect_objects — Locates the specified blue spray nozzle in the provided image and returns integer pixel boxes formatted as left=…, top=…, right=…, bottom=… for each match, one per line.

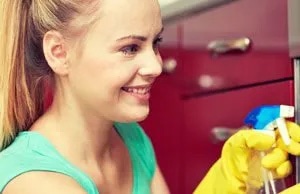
left=244, top=105, right=294, bottom=145
left=244, top=105, right=280, bottom=129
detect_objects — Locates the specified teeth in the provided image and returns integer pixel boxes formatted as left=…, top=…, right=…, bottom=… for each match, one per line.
left=123, top=87, right=150, bottom=94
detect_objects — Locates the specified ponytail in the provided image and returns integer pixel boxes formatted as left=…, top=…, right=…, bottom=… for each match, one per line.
left=0, top=0, right=101, bottom=151
left=0, top=0, right=46, bottom=150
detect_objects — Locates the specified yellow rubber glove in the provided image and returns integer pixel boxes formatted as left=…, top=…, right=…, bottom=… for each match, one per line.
left=263, top=121, right=300, bottom=175
left=193, top=121, right=300, bottom=194
left=278, top=121, right=300, bottom=194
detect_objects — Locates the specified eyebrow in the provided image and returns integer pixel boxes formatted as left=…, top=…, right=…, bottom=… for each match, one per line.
left=116, top=27, right=164, bottom=42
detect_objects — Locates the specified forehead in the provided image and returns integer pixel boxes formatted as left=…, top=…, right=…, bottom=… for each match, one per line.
left=92, top=0, right=162, bottom=38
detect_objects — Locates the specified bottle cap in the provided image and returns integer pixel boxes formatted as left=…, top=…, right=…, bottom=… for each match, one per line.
left=279, top=105, right=294, bottom=118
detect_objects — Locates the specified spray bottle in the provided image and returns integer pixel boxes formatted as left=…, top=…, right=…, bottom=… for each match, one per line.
left=244, top=105, right=294, bottom=194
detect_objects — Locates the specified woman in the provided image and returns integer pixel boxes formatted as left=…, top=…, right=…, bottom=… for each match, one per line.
left=0, top=0, right=300, bottom=193
left=0, top=0, right=169, bottom=193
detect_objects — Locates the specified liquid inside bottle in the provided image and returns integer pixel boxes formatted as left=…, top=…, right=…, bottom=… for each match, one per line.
left=246, top=151, right=286, bottom=194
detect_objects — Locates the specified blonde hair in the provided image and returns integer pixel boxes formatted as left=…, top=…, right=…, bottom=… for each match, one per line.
left=0, top=0, right=99, bottom=150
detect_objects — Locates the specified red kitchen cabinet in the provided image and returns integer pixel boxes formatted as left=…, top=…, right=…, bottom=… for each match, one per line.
left=141, top=0, right=295, bottom=193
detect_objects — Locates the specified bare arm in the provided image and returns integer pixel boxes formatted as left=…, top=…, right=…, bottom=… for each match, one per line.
left=3, top=172, right=88, bottom=194
left=151, top=167, right=170, bottom=194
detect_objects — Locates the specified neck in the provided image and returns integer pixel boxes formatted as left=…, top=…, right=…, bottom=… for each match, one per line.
left=31, top=94, right=117, bottom=167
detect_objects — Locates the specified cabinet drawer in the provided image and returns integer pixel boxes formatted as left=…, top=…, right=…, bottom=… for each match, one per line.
left=180, top=50, right=293, bottom=96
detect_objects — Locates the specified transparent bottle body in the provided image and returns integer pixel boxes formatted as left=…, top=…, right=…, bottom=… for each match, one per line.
left=246, top=151, right=286, bottom=194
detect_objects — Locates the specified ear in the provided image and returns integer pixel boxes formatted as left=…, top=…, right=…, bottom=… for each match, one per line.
left=43, top=30, right=69, bottom=76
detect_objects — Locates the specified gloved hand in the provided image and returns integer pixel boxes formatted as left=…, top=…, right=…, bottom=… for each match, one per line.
left=193, top=121, right=300, bottom=194
left=278, top=121, right=300, bottom=194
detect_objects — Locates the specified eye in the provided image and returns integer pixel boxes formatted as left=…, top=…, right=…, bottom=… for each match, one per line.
left=120, top=44, right=139, bottom=56
left=153, top=37, right=163, bottom=53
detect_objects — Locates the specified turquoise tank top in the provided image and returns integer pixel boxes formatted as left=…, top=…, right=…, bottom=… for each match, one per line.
left=0, top=122, right=156, bottom=194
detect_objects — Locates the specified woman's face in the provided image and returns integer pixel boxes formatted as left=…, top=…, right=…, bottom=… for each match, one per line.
left=67, top=0, right=163, bottom=122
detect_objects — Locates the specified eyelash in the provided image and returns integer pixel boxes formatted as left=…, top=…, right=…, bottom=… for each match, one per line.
left=153, top=37, right=163, bottom=51
left=121, top=44, right=139, bottom=56
left=120, top=37, right=163, bottom=56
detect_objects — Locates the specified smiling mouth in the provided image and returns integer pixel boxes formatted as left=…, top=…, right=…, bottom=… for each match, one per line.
left=121, top=85, right=151, bottom=95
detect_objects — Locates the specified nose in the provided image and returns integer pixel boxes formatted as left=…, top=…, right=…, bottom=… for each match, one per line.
left=138, top=50, right=163, bottom=78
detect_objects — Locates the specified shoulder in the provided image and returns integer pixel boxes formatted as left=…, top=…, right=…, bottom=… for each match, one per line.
left=2, top=171, right=87, bottom=194
left=0, top=132, right=90, bottom=194
left=0, top=133, right=52, bottom=192
left=0, top=132, right=56, bottom=173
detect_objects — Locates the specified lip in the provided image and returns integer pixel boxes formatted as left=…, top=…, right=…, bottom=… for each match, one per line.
left=122, top=83, right=152, bottom=89
left=121, top=84, right=152, bottom=102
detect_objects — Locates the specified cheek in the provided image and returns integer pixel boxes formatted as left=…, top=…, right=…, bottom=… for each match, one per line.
left=68, top=56, right=108, bottom=100
left=72, top=48, right=111, bottom=81
left=69, top=48, right=139, bottom=97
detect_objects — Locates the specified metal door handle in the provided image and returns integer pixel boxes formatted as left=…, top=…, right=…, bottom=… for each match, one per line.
left=211, top=126, right=241, bottom=142
left=207, top=37, right=251, bottom=55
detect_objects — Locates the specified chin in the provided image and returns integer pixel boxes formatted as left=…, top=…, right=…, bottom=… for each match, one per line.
left=134, top=113, right=149, bottom=122
left=120, top=107, right=150, bottom=122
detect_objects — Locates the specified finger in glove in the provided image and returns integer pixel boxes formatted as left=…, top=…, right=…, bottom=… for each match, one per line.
left=276, top=160, right=292, bottom=178
left=262, top=147, right=288, bottom=169
left=239, top=130, right=275, bottom=151
left=277, top=138, right=300, bottom=155
left=286, top=121, right=300, bottom=142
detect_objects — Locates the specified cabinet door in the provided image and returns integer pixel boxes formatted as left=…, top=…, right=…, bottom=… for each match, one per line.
left=183, top=80, right=294, bottom=194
